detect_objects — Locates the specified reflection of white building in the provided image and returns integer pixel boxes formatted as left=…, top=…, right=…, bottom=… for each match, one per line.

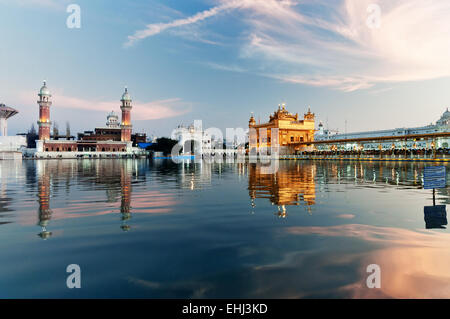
left=315, top=109, right=450, bottom=150
left=172, top=124, right=211, bottom=155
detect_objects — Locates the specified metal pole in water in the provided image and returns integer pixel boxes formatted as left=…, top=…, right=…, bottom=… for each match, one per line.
left=433, top=188, right=436, bottom=206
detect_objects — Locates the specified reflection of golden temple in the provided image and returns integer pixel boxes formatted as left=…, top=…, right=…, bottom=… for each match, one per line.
left=277, top=205, right=287, bottom=218
left=248, top=162, right=316, bottom=214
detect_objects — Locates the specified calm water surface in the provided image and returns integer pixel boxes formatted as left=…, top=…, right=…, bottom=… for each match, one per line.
left=1, top=159, right=450, bottom=298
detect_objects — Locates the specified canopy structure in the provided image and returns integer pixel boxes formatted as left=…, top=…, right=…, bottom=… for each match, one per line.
left=0, top=104, right=19, bottom=136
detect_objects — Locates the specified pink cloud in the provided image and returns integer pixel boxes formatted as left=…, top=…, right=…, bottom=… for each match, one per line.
left=336, top=214, right=356, bottom=219
left=18, top=89, right=191, bottom=121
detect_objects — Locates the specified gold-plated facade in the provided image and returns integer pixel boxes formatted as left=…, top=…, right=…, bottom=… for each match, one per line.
left=249, top=104, right=315, bottom=155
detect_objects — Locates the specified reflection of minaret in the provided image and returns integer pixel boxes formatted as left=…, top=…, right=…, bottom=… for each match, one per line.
left=120, top=161, right=132, bottom=231
left=37, top=161, right=52, bottom=239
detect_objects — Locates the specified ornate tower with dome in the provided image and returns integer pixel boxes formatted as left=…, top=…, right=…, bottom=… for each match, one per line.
left=106, top=111, right=120, bottom=128
left=436, top=108, right=450, bottom=127
left=120, top=87, right=133, bottom=142
left=249, top=113, right=256, bottom=127
left=37, top=81, right=52, bottom=141
left=33, top=82, right=144, bottom=157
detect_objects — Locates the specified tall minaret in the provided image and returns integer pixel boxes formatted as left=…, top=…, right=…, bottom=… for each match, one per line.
left=120, top=87, right=132, bottom=142
left=249, top=112, right=256, bottom=128
left=37, top=81, right=52, bottom=141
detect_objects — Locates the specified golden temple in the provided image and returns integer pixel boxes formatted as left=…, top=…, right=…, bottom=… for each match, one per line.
left=249, top=103, right=315, bottom=155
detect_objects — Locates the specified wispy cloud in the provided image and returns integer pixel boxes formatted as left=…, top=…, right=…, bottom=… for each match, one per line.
left=125, top=0, right=297, bottom=47
left=125, top=0, right=239, bottom=47
left=204, top=62, right=247, bottom=73
left=270, top=74, right=373, bottom=93
left=18, top=89, right=191, bottom=121
left=127, top=0, right=450, bottom=91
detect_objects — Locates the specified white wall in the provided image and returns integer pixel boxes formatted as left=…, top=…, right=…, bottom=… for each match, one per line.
left=0, top=136, right=26, bottom=151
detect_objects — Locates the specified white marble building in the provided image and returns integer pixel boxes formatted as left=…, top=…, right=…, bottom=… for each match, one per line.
left=172, top=124, right=212, bottom=155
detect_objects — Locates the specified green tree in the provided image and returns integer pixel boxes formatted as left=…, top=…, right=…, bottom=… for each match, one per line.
left=146, top=137, right=179, bottom=155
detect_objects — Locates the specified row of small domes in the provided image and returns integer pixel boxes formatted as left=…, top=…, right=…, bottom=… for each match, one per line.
left=38, top=81, right=132, bottom=101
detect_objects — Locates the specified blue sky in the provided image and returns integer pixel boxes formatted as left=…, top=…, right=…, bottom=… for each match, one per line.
left=1, top=0, right=450, bottom=137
